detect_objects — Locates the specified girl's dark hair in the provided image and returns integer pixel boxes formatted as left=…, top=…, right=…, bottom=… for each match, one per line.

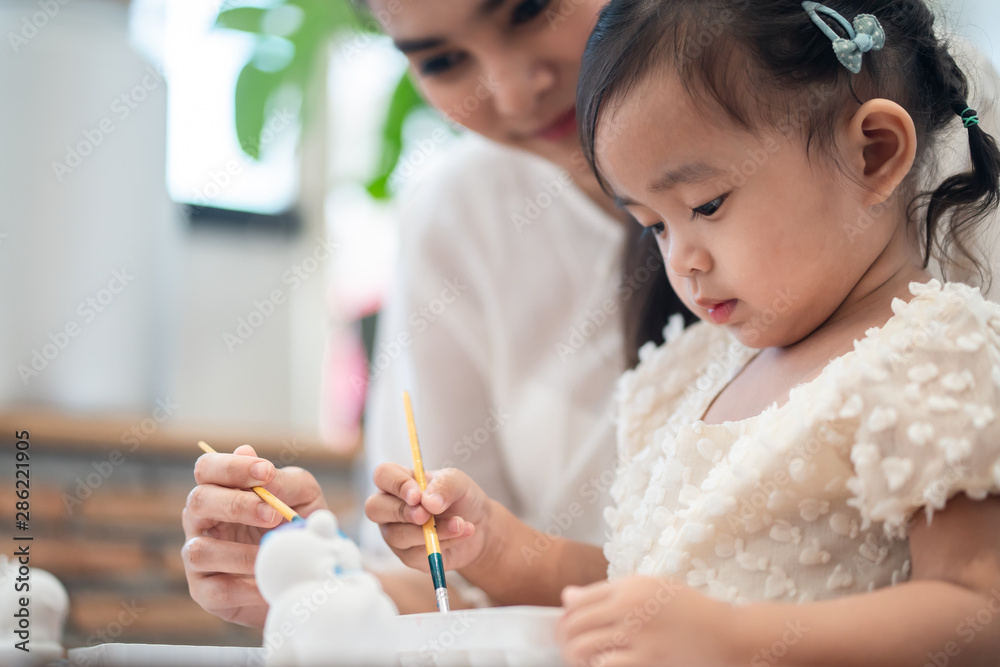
left=579, top=0, right=1000, bottom=293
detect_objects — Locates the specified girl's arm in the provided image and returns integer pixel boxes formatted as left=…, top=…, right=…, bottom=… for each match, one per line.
left=460, top=498, right=608, bottom=606
left=730, top=494, right=1000, bottom=666
left=366, top=464, right=607, bottom=607
left=559, top=494, right=1000, bottom=666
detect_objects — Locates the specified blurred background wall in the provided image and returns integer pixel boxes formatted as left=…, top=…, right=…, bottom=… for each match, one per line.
left=0, top=0, right=444, bottom=649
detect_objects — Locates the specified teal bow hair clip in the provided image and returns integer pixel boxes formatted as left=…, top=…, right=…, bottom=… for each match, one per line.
left=802, top=1, right=886, bottom=74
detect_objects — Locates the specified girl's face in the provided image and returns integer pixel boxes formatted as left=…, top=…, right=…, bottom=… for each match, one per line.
left=595, top=72, right=905, bottom=349
left=369, top=0, right=605, bottom=177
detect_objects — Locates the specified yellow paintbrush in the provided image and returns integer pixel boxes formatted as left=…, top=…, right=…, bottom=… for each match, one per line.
left=403, top=392, right=450, bottom=613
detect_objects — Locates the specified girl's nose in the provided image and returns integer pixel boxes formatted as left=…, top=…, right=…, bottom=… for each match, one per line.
left=487, top=54, right=556, bottom=119
left=666, top=235, right=712, bottom=277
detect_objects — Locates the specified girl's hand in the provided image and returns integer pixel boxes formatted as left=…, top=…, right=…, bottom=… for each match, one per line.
left=365, top=463, right=492, bottom=572
left=557, top=576, right=739, bottom=666
left=181, top=445, right=329, bottom=628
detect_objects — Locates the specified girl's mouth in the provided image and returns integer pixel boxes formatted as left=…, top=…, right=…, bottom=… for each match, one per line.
left=706, top=300, right=737, bottom=325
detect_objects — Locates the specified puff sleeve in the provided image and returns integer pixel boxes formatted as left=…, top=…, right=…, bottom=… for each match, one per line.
left=845, top=281, right=1000, bottom=538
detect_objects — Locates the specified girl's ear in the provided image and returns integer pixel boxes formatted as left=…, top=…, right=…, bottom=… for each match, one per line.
left=845, top=99, right=918, bottom=206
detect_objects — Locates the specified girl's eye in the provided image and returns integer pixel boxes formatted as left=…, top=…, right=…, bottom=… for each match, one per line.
left=511, top=0, right=551, bottom=25
left=692, top=193, right=730, bottom=219
left=419, top=52, right=467, bottom=76
left=649, top=221, right=666, bottom=237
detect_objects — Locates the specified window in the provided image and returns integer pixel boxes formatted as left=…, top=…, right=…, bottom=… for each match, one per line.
left=131, top=0, right=301, bottom=227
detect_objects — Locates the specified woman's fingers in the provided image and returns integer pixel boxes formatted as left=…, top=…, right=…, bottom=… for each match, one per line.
left=192, top=447, right=326, bottom=523
left=181, top=535, right=259, bottom=576
left=260, top=466, right=328, bottom=514
left=218, top=598, right=269, bottom=630
left=191, top=573, right=267, bottom=619
left=193, top=450, right=276, bottom=489
left=184, top=484, right=283, bottom=532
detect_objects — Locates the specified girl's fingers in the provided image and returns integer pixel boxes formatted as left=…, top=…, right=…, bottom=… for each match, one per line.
left=379, top=516, right=473, bottom=551
left=365, top=491, right=431, bottom=526
left=372, top=463, right=423, bottom=505
left=561, top=580, right=613, bottom=610
left=379, top=521, right=432, bottom=551
left=181, top=535, right=259, bottom=576
left=422, top=468, right=469, bottom=514
left=370, top=465, right=478, bottom=521
left=562, top=626, right=623, bottom=667
left=185, top=484, right=284, bottom=530
left=557, top=593, right=620, bottom=643
left=440, top=515, right=475, bottom=539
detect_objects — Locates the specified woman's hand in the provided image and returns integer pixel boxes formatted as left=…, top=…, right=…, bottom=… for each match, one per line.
left=364, top=463, right=494, bottom=572
left=557, top=576, right=739, bottom=666
left=181, top=444, right=328, bottom=628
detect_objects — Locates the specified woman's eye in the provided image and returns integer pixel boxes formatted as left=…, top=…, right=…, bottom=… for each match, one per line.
left=692, top=193, right=730, bottom=219
left=649, top=221, right=666, bottom=237
left=419, top=52, right=466, bottom=76
left=511, top=0, right=551, bottom=25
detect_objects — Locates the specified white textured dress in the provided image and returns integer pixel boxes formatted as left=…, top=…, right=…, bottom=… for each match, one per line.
left=606, top=280, right=1000, bottom=604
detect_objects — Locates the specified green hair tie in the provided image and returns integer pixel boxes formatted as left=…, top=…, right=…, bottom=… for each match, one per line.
left=961, top=108, right=980, bottom=129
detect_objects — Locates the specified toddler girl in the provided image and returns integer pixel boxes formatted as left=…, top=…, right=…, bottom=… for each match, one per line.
left=368, top=0, right=1000, bottom=664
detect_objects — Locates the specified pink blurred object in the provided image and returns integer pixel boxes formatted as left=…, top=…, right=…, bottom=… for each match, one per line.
left=319, top=325, right=368, bottom=453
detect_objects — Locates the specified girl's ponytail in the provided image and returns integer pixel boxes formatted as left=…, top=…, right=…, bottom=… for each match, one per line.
left=922, top=45, right=1000, bottom=287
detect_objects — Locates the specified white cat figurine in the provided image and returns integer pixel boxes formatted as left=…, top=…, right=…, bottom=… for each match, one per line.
left=256, top=510, right=399, bottom=667
left=0, top=555, right=69, bottom=667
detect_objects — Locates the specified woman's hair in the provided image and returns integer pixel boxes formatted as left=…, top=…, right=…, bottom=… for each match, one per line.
left=578, top=0, right=1000, bottom=289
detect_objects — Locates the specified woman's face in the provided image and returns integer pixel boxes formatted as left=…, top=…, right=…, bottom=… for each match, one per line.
left=369, top=0, right=606, bottom=176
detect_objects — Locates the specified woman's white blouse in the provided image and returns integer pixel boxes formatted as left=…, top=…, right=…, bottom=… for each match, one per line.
left=360, top=135, right=627, bottom=559
left=607, top=281, right=1000, bottom=604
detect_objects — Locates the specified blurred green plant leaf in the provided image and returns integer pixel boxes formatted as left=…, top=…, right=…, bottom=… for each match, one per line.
left=219, top=0, right=431, bottom=198
left=366, top=71, right=427, bottom=199
left=221, top=0, right=364, bottom=160
left=216, top=7, right=266, bottom=32
left=234, top=64, right=284, bottom=158
left=286, top=0, right=364, bottom=33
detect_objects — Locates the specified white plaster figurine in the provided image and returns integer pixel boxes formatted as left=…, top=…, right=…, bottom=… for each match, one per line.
left=256, top=510, right=400, bottom=667
left=0, top=554, right=69, bottom=667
